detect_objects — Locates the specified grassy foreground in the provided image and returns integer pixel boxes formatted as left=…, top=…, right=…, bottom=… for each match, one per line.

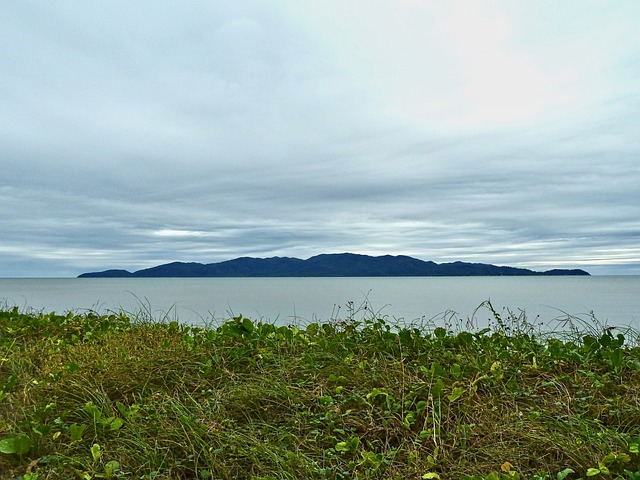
left=1, top=303, right=640, bottom=480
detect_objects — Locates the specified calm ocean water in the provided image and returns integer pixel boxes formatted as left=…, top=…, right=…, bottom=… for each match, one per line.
left=1, top=276, right=639, bottom=329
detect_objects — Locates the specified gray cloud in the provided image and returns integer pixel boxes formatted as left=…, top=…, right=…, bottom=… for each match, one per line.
left=2, top=1, right=640, bottom=276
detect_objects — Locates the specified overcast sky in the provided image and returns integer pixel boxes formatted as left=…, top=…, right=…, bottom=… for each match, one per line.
left=2, top=1, right=640, bottom=277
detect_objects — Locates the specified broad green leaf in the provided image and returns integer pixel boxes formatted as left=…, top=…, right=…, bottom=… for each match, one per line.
left=110, top=417, right=124, bottom=430
left=602, top=452, right=629, bottom=465
left=367, top=387, right=384, bottom=400
left=556, top=468, right=575, bottom=480
left=32, top=423, right=52, bottom=436
left=448, top=386, right=465, bottom=403
left=582, top=335, right=598, bottom=352
left=104, top=460, right=120, bottom=475
left=335, top=441, right=350, bottom=452
left=430, top=363, right=444, bottom=377
left=403, top=411, right=416, bottom=428
left=242, top=317, right=255, bottom=333
left=398, top=328, right=412, bottom=344
left=85, top=401, right=102, bottom=422
left=66, top=362, right=79, bottom=373
left=599, top=333, right=612, bottom=347
left=69, top=423, right=87, bottom=442
left=360, top=450, right=382, bottom=467
left=12, top=435, right=31, bottom=455
left=91, top=443, right=101, bottom=462
left=610, top=348, right=624, bottom=368
left=347, top=436, right=360, bottom=451
left=434, top=327, right=446, bottom=339
left=432, top=378, right=444, bottom=398
left=0, top=434, right=31, bottom=455
left=116, top=401, right=127, bottom=417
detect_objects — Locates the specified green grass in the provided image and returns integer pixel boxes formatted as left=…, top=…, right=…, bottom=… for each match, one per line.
left=1, top=301, right=640, bottom=479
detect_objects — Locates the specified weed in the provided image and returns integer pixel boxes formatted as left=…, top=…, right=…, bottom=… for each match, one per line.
left=1, top=304, right=640, bottom=478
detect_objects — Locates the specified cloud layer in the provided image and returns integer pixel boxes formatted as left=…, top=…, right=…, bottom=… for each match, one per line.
left=2, top=0, right=640, bottom=276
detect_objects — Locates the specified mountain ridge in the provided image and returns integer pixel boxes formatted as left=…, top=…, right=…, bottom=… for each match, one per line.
left=78, top=253, right=590, bottom=277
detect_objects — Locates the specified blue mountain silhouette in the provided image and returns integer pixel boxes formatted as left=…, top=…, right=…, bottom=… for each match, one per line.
left=78, top=253, right=589, bottom=277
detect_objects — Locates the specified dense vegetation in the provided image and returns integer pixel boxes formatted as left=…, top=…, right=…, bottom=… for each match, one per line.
left=1, top=301, right=639, bottom=479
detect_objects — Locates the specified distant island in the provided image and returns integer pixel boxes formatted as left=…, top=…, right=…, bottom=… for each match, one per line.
left=78, top=253, right=590, bottom=277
